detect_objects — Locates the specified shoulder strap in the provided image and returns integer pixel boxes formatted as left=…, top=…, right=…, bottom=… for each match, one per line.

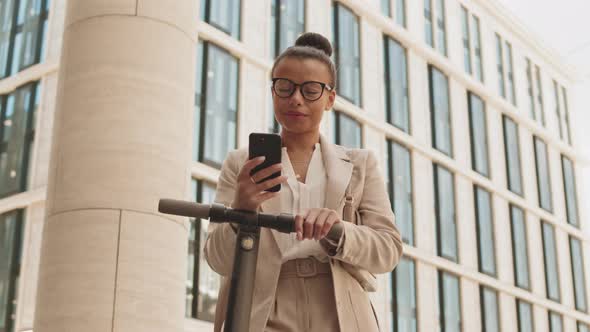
left=343, top=151, right=355, bottom=222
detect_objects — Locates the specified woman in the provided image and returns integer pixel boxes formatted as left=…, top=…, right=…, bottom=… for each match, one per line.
left=205, top=32, right=402, bottom=332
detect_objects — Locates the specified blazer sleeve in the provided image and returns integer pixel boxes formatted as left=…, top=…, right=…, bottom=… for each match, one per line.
left=204, top=151, right=240, bottom=276
left=331, top=150, right=403, bottom=274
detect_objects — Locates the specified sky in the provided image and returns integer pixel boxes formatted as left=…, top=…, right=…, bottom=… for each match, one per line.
left=496, top=0, right=590, bottom=233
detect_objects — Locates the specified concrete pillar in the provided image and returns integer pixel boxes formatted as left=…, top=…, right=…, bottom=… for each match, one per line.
left=33, top=1, right=197, bottom=331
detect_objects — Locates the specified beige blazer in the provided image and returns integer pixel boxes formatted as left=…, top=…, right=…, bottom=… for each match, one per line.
left=204, top=135, right=403, bottom=332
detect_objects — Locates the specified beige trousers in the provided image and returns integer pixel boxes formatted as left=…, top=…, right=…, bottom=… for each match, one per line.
left=265, top=258, right=340, bottom=332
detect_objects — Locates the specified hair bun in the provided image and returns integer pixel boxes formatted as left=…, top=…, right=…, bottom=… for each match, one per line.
left=295, top=32, right=333, bottom=57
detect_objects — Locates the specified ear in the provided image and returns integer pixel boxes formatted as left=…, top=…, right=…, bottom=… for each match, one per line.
left=325, top=89, right=336, bottom=110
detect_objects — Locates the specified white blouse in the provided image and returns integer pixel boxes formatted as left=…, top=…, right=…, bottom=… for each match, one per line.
left=272, top=143, right=330, bottom=263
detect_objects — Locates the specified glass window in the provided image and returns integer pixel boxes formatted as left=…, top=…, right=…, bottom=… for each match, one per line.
left=472, top=16, right=483, bottom=82
left=428, top=66, right=452, bottom=156
left=1, top=0, right=49, bottom=78
left=541, top=221, right=560, bottom=302
left=434, top=164, right=457, bottom=261
left=502, top=116, right=523, bottom=195
left=424, top=0, right=434, bottom=48
left=333, top=3, right=361, bottom=106
left=194, top=42, right=239, bottom=168
left=435, top=0, right=446, bottom=56
left=381, top=0, right=391, bottom=17
left=553, top=82, right=572, bottom=144
left=333, top=112, right=362, bottom=148
left=561, top=155, right=579, bottom=227
left=461, top=8, right=483, bottom=82
left=187, top=180, right=219, bottom=321
left=553, top=80, right=563, bottom=140
left=270, top=0, right=305, bottom=59
left=548, top=312, right=563, bottom=332
left=480, top=286, right=499, bottom=332
left=510, top=204, right=530, bottom=289
left=384, top=0, right=406, bottom=27
left=0, top=209, right=24, bottom=332
left=386, top=140, right=413, bottom=245
left=384, top=36, right=409, bottom=133
left=516, top=300, right=534, bottom=332
left=495, top=34, right=505, bottom=98
left=534, top=137, right=552, bottom=212
left=570, top=236, right=588, bottom=312
left=535, top=65, right=546, bottom=126
left=201, top=0, right=241, bottom=39
left=461, top=7, right=471, bottom=75
left=505, top=41, right=516, bottom=105
left=579, top=322, right=590, bottom=332
left=468, top=92, right=489, bottom=177
left=437, top=271, right=461, bottom=332
left=526, top=58, right=536, bottom=121
left=392, top=257, right=417, bottom=332
left=395, top=0, right=406, bottom=27
left=1, top=82, right=39, bottom=198
left=474, top=186, right=496, bottom=276
left=561, top=86, right=571, bottom=145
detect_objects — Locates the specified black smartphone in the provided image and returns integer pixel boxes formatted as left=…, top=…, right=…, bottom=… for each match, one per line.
left=249, top=133, right=282, bottom=192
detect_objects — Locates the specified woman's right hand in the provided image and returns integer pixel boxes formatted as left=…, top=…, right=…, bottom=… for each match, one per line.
left=232, top=157, right=288, bottom=211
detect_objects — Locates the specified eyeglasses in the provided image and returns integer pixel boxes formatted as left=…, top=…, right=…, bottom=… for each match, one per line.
left=271, top=78, right=333, bottom=101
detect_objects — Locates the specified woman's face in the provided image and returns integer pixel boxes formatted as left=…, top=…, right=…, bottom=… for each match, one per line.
left=271, top=57, right=336, bottom=135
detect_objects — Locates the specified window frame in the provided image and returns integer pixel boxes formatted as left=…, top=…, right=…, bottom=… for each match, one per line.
left=535, top=65, right=546, bottom=126
left=479, top=285, right=500, bottom=332
left=510, top=204, right=531, bottom=290
left=386, top=139, right=414, bottom=245
left=0, top=81, right=39, bottom=198
left=332, top=2, right=362, bottom=107
left=428, top=65, right=453, bottom=157
left=383, top=35, right=410, bottom=133
left=569, top=236, right=588, bottom=312
left=187, top=180, right=219, bottom=321
left=0, top=209, right=25, bottom=332
left=472, top=15, right=484, bottom=83
left=270, top=0, right=306, bottom=59
left=460, top=6, right=472, bottom=75
left=495, top=33, right=505, bottom=99
left=1, top=0, right=50, bottom=79
left=433, top=163, right=458, bottom=262
left=467, top=91, right=490, bottom=177
left=333, top=111, right=363, bottom=148
left=541, top=220, right=561, bottom=302
left=516, top=299, right=535, bottom=332
left=391, top=257, right=418, bottom=332
left=533, top=136, right=553, bottom=212
left=200, top=0, right=242, bottom=39
left=474, top=186, right=496, bottom=276
left=548, top=311, right=563, bottom=332
left=561, top=155, right=579, bottom=227
left=194, top=41, right=240, bottom=169
left=502, top=115, right=524, bottom=196
left=437, top=270, right=462, bottom=332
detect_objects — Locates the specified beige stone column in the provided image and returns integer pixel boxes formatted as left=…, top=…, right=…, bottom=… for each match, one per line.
left=33, top=1, right=197, bottom=331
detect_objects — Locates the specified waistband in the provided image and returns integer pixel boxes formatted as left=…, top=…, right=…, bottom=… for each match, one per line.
left=279, top=257, right=331, bottom=279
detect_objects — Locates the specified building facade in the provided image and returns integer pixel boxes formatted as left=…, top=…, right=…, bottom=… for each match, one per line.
left=1, top=0, right=589, bottom=331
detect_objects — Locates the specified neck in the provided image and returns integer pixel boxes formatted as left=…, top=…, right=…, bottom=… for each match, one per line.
left=281, top=130, right=320, bottom=156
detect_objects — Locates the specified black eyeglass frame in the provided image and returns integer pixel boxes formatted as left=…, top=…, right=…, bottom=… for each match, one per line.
left=271, top=77, right=333, bottom=101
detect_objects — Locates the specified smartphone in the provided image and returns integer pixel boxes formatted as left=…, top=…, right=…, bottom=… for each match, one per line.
left=249, top=133, right=282, bottom=192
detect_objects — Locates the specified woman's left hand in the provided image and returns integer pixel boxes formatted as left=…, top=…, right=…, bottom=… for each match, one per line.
left=295, top=208, right=341, bottom=241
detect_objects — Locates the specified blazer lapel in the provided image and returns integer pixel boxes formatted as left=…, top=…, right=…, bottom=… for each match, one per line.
left=320, top=135, right=353, bottom=212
